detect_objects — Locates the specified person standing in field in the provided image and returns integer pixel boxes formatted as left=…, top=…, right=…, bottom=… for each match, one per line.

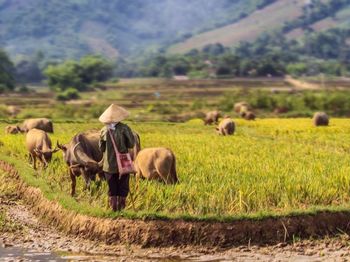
left=99, top=104, right=135, bottom=212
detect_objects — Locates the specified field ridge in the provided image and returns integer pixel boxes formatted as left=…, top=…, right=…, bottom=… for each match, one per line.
left=2, top=155, right=350, bottom=247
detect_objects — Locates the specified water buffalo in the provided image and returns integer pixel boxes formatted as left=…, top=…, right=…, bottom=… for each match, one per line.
left=204, top=110, right=221, bottom=125
left=5, top=125, right=21, bottom=134
left=134, top=147, right=178, bottom=184
left=58, top=129, right=141, bottom=196
left=26, top=128, right=59, bottom=169
left=7, top=105, right=21, bottom=117
left=241, top=110, right=256, bottom=120
left=57, top=130, right=103, bottom=196
left=216, top=118, right=235, bottom=136
left=313, top=112, right=329, bottom=126
left=21, top=118, right=54, bottom=133
left=234, top=101, right=251, bottom=113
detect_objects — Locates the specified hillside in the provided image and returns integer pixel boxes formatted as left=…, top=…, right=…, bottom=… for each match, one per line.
left=287, top=5, right=350, bottom=39
left=169, top=0, right=306, bottom=53
left=169, top=0, right=350, bottom=54
left=0, top=0, right=261, bottom=60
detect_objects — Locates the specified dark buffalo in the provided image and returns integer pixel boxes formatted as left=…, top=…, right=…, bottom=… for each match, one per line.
left=58, top=129, right=141, bottom=196
left=57, top=130, right=103, bottom=196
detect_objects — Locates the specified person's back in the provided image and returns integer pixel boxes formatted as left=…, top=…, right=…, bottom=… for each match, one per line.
left=98, top=104, right=135, bottom=211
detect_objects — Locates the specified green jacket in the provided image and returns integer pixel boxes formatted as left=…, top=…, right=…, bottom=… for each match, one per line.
left=99, top=123, right=135, bottom=173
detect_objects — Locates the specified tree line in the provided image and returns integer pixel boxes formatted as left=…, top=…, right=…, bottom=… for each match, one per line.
left=116, top=28, right=350, bottom=78
left=1, top=25, right=350, bottom=97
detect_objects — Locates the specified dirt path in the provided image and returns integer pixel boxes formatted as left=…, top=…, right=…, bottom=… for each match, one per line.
left=1, top=196, right=350, bottom=261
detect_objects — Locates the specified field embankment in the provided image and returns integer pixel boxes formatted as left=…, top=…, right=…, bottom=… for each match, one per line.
left=3, top=159, right=350, bottom=248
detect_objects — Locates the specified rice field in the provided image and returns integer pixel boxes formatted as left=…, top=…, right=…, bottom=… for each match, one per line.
left=1, top=118, right=350, bottom=220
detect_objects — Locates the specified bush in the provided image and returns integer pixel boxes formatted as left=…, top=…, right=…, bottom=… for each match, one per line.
left=286, top=63, right=307, bottom=77
left=18, top=85, right=30, bottom=93
left=56, top=88, right=80, bottom=101
left=188, top=70, right=209, bottom=79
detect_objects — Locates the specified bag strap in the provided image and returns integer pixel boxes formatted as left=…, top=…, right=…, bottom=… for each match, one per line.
left=108, top=128, right=123, bottom=177
left=108, top=128, right=120, bottom=156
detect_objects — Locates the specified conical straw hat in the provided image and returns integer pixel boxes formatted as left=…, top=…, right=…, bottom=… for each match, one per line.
left=99, top=104, right=130, bottom=124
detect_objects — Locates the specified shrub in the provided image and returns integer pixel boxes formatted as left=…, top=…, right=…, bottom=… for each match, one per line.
left=18, top=85, right=29, bottom=93
left=56, top=88, right=80, bottom=101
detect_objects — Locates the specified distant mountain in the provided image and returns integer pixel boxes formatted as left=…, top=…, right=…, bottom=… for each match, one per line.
left=1, top=0, right=349, bottom=61
left=169, top=0, right=350, bottom=53
left=0, top=0, right=261, bottom=60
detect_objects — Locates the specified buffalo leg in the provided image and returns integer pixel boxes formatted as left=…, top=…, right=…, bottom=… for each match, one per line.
left=70, top=170, right=76, bottom=196
left=82, top=172, right=91, bottom=190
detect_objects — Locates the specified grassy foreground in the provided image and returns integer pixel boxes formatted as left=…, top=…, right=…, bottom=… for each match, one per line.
left=1, top=118, right=350, bottom=221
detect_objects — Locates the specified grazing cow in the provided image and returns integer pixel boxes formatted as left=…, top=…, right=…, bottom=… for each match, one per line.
left=204, top=110, right=221, bottom=125
left=21, top=118, right=54, bottom=133
left=7, top=105, right=21, bottom=117
left=26, top=129, right=58, bottom=169
left=313, top=112, right=329, bottom=126
left=273, top=107, right=288, bottom=114
left=234, top=102, right=251, bottom=113
left=5, top=125, right=21, bottom=134
left=134, top=147, right=178, bottom=184
left=216, top=118, right=235, bottom=136
left=57, top=130, right=103, bottom=196
left=241, top=110, right=256, bottom=120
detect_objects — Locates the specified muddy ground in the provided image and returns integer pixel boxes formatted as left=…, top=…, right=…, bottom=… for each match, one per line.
left=1, top=196, right=350, bottom=261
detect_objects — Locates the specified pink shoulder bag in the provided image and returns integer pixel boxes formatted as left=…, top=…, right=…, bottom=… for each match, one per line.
left=108, top=128, right=136, bottom=176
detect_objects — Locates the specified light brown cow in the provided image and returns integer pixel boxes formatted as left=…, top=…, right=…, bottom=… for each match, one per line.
left=134, top=147, right=178, bottom=184
left=26, top=128, right=58, bottom=169
left=21, top=118, right=54, bottom=133
left=216, top=118, right=235, bottom=136
left=5, top=125, right=21, bottom=134
left=7, top=105, right=21, bottom=117
left=234, top=101, right=251, bottom=113
left=204, top=110, right=221, bottom=125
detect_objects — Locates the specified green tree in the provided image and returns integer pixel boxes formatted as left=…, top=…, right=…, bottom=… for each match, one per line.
left=0, top=49, right=15, bottom=90
left=79, top=55, right=113, bottom=84
left=44, top=55, right=114, bottom=91
left=44, top=60, right=84, bottom=91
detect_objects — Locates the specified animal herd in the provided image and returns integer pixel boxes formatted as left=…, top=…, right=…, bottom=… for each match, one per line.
left=5, top=118, right=178, bottom=196
left=4, top=109, right=330, bottom=196
left=204, top=101, right=330, bottom=137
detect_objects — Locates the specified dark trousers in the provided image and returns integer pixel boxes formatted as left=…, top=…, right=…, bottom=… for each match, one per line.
left=105, top=173, right=130, bottom=197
